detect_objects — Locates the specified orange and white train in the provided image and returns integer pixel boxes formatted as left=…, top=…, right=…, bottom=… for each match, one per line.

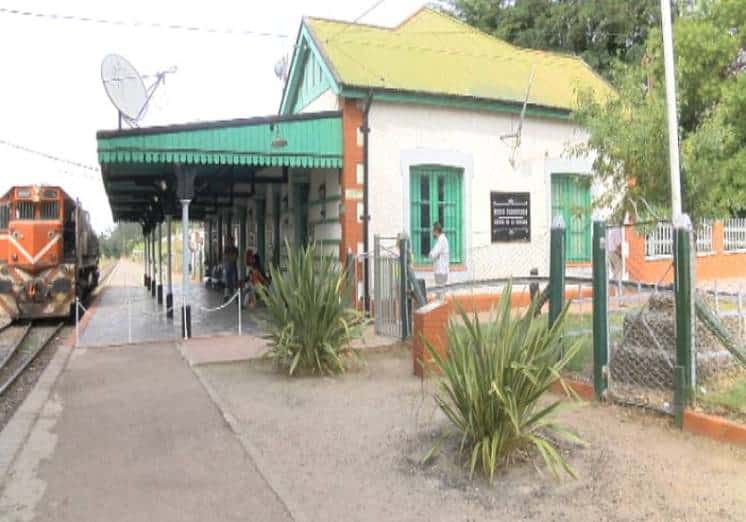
left=0, top=186, right=99, bottom=320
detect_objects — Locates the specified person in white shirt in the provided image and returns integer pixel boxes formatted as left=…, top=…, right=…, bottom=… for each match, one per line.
left=429, top=222, right=450, bottom=292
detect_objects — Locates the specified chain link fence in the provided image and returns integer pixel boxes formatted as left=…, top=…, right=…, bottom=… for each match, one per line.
left=603, top=222, right=677, bottom=412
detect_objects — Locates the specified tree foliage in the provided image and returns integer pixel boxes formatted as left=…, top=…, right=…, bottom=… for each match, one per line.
left=446, top=0, right=661, bottom=76
left=573, top=0, right=746, bottom=221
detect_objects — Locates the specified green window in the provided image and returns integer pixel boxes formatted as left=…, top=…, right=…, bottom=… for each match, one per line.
left=551, top=174, right=592, bottom=263
left=410, top=165, right=463, bottom=265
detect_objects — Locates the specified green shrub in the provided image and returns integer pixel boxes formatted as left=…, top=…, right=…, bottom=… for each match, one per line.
left=427, top=284, right=583, bottom=481
left=258, top=241, right=366, bottom=376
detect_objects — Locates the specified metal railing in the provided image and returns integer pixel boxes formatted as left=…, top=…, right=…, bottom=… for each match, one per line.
left=724, top=218, right=746, bottom=252
left=696, top=219, right=713, bottom=253
left=645, top=222, right=673, bottom=258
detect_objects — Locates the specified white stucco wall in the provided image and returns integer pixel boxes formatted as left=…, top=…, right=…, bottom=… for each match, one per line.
left=367, top=101, right=596, bottom=285
left=298, top=89, right=339, bottom=114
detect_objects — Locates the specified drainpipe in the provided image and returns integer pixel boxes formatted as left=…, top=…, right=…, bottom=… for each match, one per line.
left=362, top=91, right=373, bottom=312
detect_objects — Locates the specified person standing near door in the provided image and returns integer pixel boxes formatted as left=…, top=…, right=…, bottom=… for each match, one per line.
left=429, top=222, right=449, bottom=296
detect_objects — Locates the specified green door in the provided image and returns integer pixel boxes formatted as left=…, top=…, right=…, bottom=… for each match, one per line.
left=410, top=166, right=463, bottom=265
left=551, top=174, right=591, bottom=263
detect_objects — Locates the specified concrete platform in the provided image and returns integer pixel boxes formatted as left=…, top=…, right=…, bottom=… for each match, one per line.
left=77, top=260, right=262, bottom=347
left=0, top=341, right=292, bottom=522
left=80, top=259, right=398, bottom=364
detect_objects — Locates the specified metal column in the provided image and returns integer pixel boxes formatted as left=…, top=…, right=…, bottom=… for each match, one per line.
left=166, top=216, right=173, bottom=318
left=157, top=222, right=163, bottom=304
left=239, top=208, right=247, bottom=283
left=150, top=232, right=157, bottom=297
left=206, top=219, right=213, bottom=284
left=144, top=230, right=149, bottom=288
left=181, top=200, right=192, bottom=338
left=217, top=214, right=224, bottom=280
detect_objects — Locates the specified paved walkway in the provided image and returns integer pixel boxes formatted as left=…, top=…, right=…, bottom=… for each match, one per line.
left=0, top=341, right=292, bottom=522
left=78, top=260, right=262, bottom=347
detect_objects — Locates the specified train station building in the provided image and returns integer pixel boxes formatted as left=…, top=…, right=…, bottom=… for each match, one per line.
left=96, top=7, right=613, bottom=337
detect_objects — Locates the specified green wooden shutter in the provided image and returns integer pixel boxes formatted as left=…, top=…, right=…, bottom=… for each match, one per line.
left=410, top=166, right=463, bottom=265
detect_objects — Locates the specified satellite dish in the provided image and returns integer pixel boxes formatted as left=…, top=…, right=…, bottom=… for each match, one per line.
left=101, top=54, right=176, bottom=129
left=273, top=55, right=289, bottom=81
left=101, top=54, right=148, bottom=122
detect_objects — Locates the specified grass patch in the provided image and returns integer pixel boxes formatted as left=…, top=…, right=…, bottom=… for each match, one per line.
left=699, top=375, right=746, bottom=415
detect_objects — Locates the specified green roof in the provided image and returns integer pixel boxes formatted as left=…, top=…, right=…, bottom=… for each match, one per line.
left=97, top=112, right=343, bottom=169
left=303, top=8, right=614, bottom=113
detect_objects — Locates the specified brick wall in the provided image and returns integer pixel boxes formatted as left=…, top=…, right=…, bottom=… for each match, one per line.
left=412, top=287, right=594, bottom=377
left=626, top=221, right=746, bottom=284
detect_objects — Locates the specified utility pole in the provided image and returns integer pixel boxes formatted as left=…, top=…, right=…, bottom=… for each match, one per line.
left=660, top=0, right=683, bottom=220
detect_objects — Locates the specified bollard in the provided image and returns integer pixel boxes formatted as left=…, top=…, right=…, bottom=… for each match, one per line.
left=182, top=305, right=192, bottom=339
left=75, top=297, right=80, bottom=347
left=238, top=288, right=242, bottom=336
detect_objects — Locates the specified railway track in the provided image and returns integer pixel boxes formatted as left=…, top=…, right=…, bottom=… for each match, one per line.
left=0, top=260, right=117, bottom=399
left=0, top=322, right=64, bottom=397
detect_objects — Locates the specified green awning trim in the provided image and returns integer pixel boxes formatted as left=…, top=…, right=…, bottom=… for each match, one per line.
left=97, top=112, right=343, bottom=169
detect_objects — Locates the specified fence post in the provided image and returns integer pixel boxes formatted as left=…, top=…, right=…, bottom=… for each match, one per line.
left=592, top=220, right=609, bottom=400
left=549, top=216, right=566, bottom=330
left=674, top=215, right=694, bottom=411
left=398, top=236, right=410, bottom=340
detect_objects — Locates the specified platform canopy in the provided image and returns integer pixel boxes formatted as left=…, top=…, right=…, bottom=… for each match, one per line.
left=97, top=111, right=343, bottom=224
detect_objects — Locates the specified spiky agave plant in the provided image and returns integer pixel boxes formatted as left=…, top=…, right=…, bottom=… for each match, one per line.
left=258, top=241, right=366, bottom=376
left=427, top=284, right=583, bottom=481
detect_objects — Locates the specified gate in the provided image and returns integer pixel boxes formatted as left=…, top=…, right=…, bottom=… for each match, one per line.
left=372, top=235, right=408, bottom=338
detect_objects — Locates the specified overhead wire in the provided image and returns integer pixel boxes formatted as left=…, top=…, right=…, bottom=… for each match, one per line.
left=0, top=6, right=291, bottom=39
left=0, top=138, right=100, bottom=173
left=324, top=0, right=388, bottom=42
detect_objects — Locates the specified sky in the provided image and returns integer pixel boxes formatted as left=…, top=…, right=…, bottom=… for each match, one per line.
left=0, top=0, right=429, bottom=233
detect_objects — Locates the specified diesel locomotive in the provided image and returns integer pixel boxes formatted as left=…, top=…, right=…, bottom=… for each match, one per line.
left=0, top=186, right=100, bottom=319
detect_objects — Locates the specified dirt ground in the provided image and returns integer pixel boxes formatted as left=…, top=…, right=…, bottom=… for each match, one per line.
left=198, top=347, right=746, bottom=522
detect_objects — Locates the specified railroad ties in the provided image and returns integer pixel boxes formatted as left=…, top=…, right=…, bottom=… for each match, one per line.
left=0, top=321, right=64, bottom=396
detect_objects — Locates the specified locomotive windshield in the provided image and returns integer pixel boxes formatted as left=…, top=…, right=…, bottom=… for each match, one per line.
left=14, top=201, right=34, bottom=220
left=40, top=201, right=60, bottom=220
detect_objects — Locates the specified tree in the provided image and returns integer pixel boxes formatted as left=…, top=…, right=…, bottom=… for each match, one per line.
left=445, top=0, right=661, bottom=76
left=572, top=0, right=746, bottom=222
left=98, top=222, right=143, bottom=259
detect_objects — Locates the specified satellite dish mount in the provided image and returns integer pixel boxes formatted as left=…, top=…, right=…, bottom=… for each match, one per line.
left=500, top=67, right=536, bottom=169
left=101, top=54, right=176, bottom=129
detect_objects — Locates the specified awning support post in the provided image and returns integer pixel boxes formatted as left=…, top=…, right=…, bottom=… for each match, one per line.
left=181, top=200, right=192, bottom=338
left=239, top=207, right=247, bottom=284
left=166, top=216, right=173, bottom=318
left=150, top=232, right=157, bottom=297
left=176, top=167, right=196, bottom=339
left=157, top=221, right=163, bottom=305
left=144, top=228, right=149, bottom=288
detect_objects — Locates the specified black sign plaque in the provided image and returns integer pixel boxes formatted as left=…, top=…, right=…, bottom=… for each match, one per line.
left=491, top=192, right=531, bottom=242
